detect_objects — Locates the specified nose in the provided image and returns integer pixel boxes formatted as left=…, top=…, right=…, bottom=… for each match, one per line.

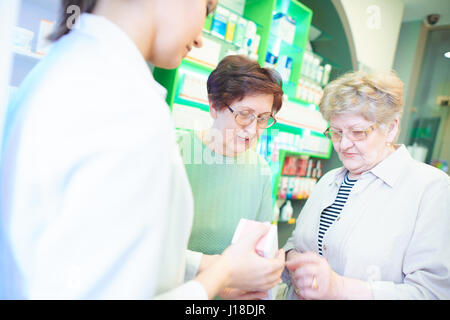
left=339, top=134, right=354, bottom=151
left=243, top=118, right=258, bottom=135
left=193, top=32, right=203, bottom=48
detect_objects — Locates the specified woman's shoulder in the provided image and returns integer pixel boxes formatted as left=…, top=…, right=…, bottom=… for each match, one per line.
left=406, top=158, right=450, bottom=186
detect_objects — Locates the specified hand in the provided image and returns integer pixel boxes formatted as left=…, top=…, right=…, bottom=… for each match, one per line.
left=221, top=223, right=285, bottom=292
left=286, top=251, right=342, bottom=300
left=218, top=288, right=268, bottom=300
left=198, top=254, right=220, bottom=274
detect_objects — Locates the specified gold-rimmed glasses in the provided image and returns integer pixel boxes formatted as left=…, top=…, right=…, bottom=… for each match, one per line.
left=226, top=104, right=276, bottom=129
left=324, top=123, right=379, bottom=142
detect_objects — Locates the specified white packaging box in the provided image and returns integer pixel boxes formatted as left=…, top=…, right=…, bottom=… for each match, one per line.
left=231, top=218, right=279, bottom=300
left=272, top=13, right=296, bottom=45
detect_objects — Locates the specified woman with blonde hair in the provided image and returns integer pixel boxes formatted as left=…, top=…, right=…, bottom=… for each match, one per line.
left=283, top=71, right=450, bottom=299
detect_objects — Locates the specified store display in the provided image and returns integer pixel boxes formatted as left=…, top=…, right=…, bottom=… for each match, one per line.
left=225, top=13, right=237, bottom=42
left=280, top=200, right=293, bottom=221
left=36, top=19, right=55, bottom=55
left=322, top=64, right=332, bottom=86
left=13, top=26, right=34, bottom=53
left=178, top=71, right=209, bottom=105
left=211, top=6, right=229, bottom=39
left=153, top=0, right=332, bottom=210
left=186, top=36, right=221, bottom=67
left=300, top=51, right=332, bottom=88
left=243, top=20, right=257, bottom=51
left=264, top=51, right=277, bottom=68
left=276, top=55, right=293, bottom=82
left=273, top=202, right=280, bottom=222
left=233, top=17, right=248, bottom=47
left=272, top=12, right=296, bottom=45
left=277, top=154, right=323, bottom=200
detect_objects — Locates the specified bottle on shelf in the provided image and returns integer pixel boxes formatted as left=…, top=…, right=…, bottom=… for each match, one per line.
left=225, top=13, right=237, bottom=43
left=281, top=200, right=293, bottom=221
left=233, top=17, right=248, bottom=47
left=322, top=64, right=332, bottom=86
left=273, top=203, right=280, bottom=223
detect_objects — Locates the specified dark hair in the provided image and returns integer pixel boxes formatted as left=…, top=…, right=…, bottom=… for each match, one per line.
left=207, top=55, right=284, bottom=114
left=48, top=0, right=98, bottom=41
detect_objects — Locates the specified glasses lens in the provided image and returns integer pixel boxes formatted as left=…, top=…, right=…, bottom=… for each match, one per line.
left=330, top=130, right=342, bottom=141
left=350, top=130, right=366, bottom=140
left=235, top=111, right=254, bottom=126
left=257, top=115, right=275, bottom=129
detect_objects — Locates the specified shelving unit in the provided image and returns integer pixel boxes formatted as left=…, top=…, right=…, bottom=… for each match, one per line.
left=8, top=0, right=58, bottom=91
left=152, top=0, right=334, bottom=223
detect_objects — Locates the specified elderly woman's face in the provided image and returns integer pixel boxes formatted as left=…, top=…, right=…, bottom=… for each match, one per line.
left=330, top=113, right=397, bottom=177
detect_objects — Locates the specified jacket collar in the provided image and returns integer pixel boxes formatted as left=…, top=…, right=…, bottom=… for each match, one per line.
left=329, top=145, right=411, bottom=188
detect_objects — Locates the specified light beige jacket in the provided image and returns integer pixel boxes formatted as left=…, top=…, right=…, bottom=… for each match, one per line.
left=283, top=145, right=450, bottom=299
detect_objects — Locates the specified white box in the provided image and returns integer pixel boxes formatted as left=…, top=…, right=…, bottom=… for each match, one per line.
left=231, top=218, right=279, bottom=299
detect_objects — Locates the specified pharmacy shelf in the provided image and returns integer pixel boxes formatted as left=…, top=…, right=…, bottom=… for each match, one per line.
left=12, top=48, right=43, bottom=60
left=10, top=48, right=44, bottom=87
left=272, top=148, right=328, bottom=202
left=305, top=49, right=341, bottom=70
left=267, top=31, right=303, bottom=57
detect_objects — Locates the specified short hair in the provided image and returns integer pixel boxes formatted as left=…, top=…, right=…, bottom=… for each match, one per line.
left=207, top=55, right=284, bottom=114
left=319, top=71, right=404, bottom=125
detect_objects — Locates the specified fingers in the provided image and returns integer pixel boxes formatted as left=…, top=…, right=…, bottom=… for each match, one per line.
left=239, top=223, right=270, bottom=248
left=286, top=251, right=322, bottom=271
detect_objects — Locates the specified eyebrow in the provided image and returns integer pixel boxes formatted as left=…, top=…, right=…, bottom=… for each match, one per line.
left=234, top=106, right=256, bottom=113
left=330, top=125, right=370, bottom=130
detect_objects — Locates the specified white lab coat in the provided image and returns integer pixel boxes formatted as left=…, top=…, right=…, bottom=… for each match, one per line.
left=283, top=145, right=450, bottom=299
left=0, top=13, right=206, bottom=299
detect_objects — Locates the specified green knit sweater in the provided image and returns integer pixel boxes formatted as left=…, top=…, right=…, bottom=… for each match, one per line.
left=177, top=130, right=273, bottom=255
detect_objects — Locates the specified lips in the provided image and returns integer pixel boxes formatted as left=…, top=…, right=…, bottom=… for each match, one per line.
left=237, top=136, right=251, bottom=143
left=342, top=152, right=357, bottom=158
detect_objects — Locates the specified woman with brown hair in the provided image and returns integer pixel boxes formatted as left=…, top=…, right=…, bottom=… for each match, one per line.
left=0, top=1, right=284, bottom=299
left=178, top=55, right=285, bottom=299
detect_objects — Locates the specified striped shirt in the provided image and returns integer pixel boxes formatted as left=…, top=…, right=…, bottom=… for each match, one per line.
left=318, top=172, right=357, bottom=255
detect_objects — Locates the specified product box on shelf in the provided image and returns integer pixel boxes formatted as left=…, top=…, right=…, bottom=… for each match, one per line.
left=211, top=6, right=229, bottom=39
left=13, top=26, right=34, bottom=53
left=272, top=12, right=296, bottom=45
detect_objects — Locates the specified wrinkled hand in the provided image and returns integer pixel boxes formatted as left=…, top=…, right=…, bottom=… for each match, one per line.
left=286, top=251, right=342, bottom=300
left=222, top=223, right=285, bottom=292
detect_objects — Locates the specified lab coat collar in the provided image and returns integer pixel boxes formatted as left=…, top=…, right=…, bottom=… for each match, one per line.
left=73, top=13, right=167, bottom=101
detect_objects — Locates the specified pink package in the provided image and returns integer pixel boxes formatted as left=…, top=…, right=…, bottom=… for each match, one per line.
left=231, top=218, right=279, bottom=299
left=231, top=219, right=278, bottom=259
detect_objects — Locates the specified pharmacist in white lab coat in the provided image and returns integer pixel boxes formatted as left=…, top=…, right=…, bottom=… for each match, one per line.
left=0, top=0, right=284, bottom=299
left=283, top=71, right=450, bottom=300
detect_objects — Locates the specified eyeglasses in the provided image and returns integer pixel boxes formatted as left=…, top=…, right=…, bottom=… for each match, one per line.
left=226, top=105, right=276, bottom=129
left=324, top=123, right=378, bottom=142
